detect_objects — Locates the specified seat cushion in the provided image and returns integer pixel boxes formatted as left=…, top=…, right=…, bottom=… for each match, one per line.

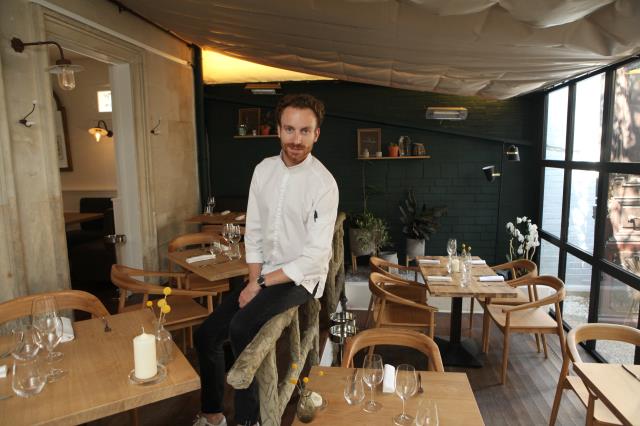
left=486, top=304, right=559, bottom=330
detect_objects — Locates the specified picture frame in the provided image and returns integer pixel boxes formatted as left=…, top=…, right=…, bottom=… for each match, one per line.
left=357, top=128, right=381, bottom=158
left=238, top=107, right=261, bottom=136
left=53, top=92, right=73, bottom=171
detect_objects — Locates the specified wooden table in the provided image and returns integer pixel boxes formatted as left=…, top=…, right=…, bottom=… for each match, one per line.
left=185, top=211, right=246, bottom=225
left=417, top=256, right=519, bottom=367
left=168, top=246, right=249, bottom=282
left=0, top=309, right=200, bottom=426
left=573, top=362, right=640, bottom=426
left=63, top=211, right=104, bottom=226
left=292, top=366, right=484, bottom=425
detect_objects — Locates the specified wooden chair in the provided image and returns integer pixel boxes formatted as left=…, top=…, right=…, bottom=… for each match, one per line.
left=549, top=323, right=640, bottom=426
left=368, top=272, right=437, bottom=339
left=0, top=290, right=109, bottom=324
left=341, top=328, right=444, bottom=372
left=167, top=232, right=231, bottom=297
left=201, top=224, right=246, bottom=235
left=110, top=264, right=217, bottom=349
left=482, top=275, right=566, bottom=384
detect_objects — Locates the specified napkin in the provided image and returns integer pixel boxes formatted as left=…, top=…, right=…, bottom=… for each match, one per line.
left=235, top=214, right=246, bottom=221
left=213, top=242, right=230, bottom=252
left=427, top=276, right=452, bottom=283
left=382, top=364, right=396, bottom=393
left=220, top=210, right=231, bottom=215
left=60, top=316, right=75, bottom=343
left=417, top=258, right=440, bottom=265
left=186, top=254, right=216, bottom=264
left=0, top=365, right=6, bottom=378
left=471, top=259, right=486, bottom=265
left=479, top=275, right=505, bottom=282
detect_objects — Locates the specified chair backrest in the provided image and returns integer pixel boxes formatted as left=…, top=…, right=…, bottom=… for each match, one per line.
left=0, top=290, right=109, bottom=324
left=370, top=256, right=401, bottom=275
left=368, top=271, right=414, bottom=305
left=510, top=275, right=565, bottom=303
left=342, top=328, right=444, bottom=372
left=492, top=258, right=538, bottom=281
left=567, top=323, right=640, bottom=363
left=168, top=232, right=219, bottom=253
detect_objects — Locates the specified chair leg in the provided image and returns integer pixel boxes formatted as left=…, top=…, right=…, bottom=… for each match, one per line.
left=469, top=298, right=475, bottom=330
left=541, top=334, right=548, bottom=359
left=549, top=360, right=570, bottom=426
left=351, top=253, right=357, bottom=273
left=535, top=333, right=541, bottom=353
left=586, top=394, right=596, bottom=426
left=187, top=325, right=194, bottom=349
left=501, top=330, right=510, bottom=385
left=129, top=408, right=139, bottom=426
left=482, top=311, right=491, bottom=353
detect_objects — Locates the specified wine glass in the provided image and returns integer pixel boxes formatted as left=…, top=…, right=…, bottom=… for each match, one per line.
left=31, top=296, right=63, bottom=361
left=204, top=196, right=215, bottom=215
left=344, top=371, right=366, bottom=405
left=39, top=316, right=66, bottom=382
left=447, top=238, right=457, bottom=257
left=229, top=224, right=242, bottom=259
left=362, top=353, right=384, bottom=413
left=393, top=364, right=417, bottom=425
left=221, top=223, right=234, bottom=259
left=415, top=398, right=439, bottom=426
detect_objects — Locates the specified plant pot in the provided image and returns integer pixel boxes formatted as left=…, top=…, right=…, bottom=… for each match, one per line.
left=349, top=228, right=374, bottom=257
left=388, top=145, right=400, bottom=157
left=406, top=238, right=425, bottom=259
left=379, top=250, right=399, bottom=274
left=260, top=124, right=271, bottom=135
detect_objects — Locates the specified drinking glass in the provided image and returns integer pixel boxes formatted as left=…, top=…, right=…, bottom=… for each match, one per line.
left=31, top=296, right=63, bottom=361
left=344, top=371, right=366, bottom=405
left=204, top=196, right=216, bottom=215
left=415, top=398, right=439, bottom=426
left=229, top=224, right=242, bottom=259
left=221, top=223, right=235, bottom=259
left=12, top=354, right=46, bottom=398
left=39, top=316, right=66, bottom=382
left=447, top=238, right=457, bottom=257
left=362, top=353, right=384, bottom=413
left=393, top=364, right=417, bottom=425
left=461, top=252, right=472, bottom=287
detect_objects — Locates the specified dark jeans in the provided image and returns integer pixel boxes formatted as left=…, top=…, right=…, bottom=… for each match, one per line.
left=194, top=277, right=313, bottom=424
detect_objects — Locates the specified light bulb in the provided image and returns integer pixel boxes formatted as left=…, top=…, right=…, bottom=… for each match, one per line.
left=94, top=132, right=102, bottom=142
left=57, top=66, right=76, bottom=91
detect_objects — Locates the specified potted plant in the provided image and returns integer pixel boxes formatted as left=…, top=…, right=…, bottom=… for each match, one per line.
left=399, top=190, right=447, bottom=258
left=260, top=110, right=274, bottom=135
left=388, top=142, right=399, bottom=157
left=349, top=211, right=391, bottom=256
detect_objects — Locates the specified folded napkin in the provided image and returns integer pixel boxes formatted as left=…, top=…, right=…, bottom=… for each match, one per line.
left=382, top=364, right=396, bottom=393
left=471, top=259, right=486, bottom=265
left=220, top=210, right=231, bottom=215
left=0, top=364, right=7, bottom=378
left=186, top=254, right=216, bottom=264
left=427, top=276, right=452, bottom=283
left=235, top=214, right=246, bottom=221
left=417, top=258, right=440, bottom=265
left=479, top=275, right=505, bottom=282
left=213, top=242, right=230, bottom=252
left=60, top=316, right=75, bottom=343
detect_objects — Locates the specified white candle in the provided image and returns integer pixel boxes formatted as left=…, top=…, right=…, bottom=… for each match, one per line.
left=133, top=330, right=157, bottom=379
left=451, top=258, right=460, bottom=273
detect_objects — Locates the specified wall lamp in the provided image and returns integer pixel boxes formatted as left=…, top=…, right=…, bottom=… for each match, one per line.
left=88, top=120, right=113, bottom=142
left=11, top=37, right=83, bottom=91
left=482, top=144, right=521, bottom=182
left=483, top=165, right=501, bottom=182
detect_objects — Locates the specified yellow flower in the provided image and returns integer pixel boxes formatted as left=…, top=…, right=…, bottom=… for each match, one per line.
left=161, top=304, right=171, bottom=314
left=157, top=299, right=167, bottom=308
left=318, top=371, right=325, bottom=377
left=302, top=377, right=309, bottom=384
left=291, top=363, right=298, bottom=370
left=163, top=287, right=172, bottom=296
left=289, top=378, right=298, bottom=385
left=145, top=301, right=153, bottom=307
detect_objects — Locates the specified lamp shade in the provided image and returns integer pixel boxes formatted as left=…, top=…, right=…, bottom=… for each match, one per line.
left=505, top=144, right=520, bottom=161
left=482, top=165, right=501, bottom=182
left=88, top=120, right=113, bottom=142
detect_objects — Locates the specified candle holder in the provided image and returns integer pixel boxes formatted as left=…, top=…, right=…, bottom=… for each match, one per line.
left=128, top=363, right=167, bottom=385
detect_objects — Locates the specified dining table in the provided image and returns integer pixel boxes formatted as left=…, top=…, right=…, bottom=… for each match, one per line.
left=573, top=362, right=640, bottom=426
left=167, top=245, right=249, bottom=282
left=417, top=255, right=519, bottom=368
left=63, top=211, right=104, bottom=226
left=0, top=309, right=200, bottom=425
left=291, top=366, right=484, bottom=425
left=185, top=211, right=246, bottom=225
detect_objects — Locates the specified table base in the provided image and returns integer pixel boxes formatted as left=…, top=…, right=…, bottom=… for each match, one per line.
left=434, top=336, right=483, bottom=368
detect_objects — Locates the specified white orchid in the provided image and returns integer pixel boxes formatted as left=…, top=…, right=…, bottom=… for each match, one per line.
left=506, top=215, right=539, bottom=261
left=516, top=217, right=522, bottom=224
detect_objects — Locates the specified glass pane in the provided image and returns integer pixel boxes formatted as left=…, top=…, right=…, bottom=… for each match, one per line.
left=539, top=239, right=559, bottom=276
left=573, top=74, right=604, bottom=161
left=563, top=253, right=592, bottom=328
left=611, top=60, right=640, bottom=162
left=97, top=90, right=112, bottom=113
left=568, top=170, right=598, bottom=254
left=597, top=272, right=638, bottom=363
left=542, top=167, right=564, bottom=238
left=603, top=173, right=640, bottom=279
left=545, top=87, right=568, bottom=160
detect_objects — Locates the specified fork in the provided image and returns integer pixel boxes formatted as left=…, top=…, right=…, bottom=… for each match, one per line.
left=101, top=316, right=112, bottom=332
left=417, top=372, right=424, bottom=393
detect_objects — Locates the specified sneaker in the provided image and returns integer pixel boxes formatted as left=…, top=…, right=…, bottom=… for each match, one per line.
left=193, top=414, right=227, bottom=426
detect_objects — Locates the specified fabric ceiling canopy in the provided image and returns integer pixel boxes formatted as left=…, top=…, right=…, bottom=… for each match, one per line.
left=118, top=0, right=640, bottom=99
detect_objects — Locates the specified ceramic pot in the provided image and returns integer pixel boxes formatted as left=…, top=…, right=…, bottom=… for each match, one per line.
left=388, top=145, right=400, bottom=157
left=260, top=124, right=271, bottom=135
left=349, top=228, right=374, bottom=257
left=406, top=238, right=425, bottom=258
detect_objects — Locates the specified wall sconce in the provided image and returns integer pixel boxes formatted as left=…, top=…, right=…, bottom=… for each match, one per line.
left=88, top=120, right=113, bottom=142
left=482, top=165, right=501, bottom=182
left=505, top=144, right=520, bottom=161
left=425, top=107, right=468, bottom=120
left=11, top=37, right=83, bottom=91
left=244, top=83, right=281, bottom=95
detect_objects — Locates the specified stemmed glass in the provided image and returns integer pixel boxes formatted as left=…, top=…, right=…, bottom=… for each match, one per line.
left=204, top=196, right=216, bottom=215
left=11, top=325, right=46, bottom=398
left=447, top=238, right=457, bottom=273
left=229, top=224, right=242, bottom=259
left=221, top=223, right=234, bottom=260
left=31, top=297, right=66, bottom=381
left=344, top=371, right=366, bottom=405
left=362, top=353, right=384, bottom=413
left=415, top=398, right=439, bottom=425
left=393, top=364, right=417, bottom=425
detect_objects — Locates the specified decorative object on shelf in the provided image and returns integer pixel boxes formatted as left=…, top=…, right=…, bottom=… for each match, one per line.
left=375, top=151, right=383, bottom=157
left=399, top=189, right=447, bottom=259
left=238, top=108, right=260, bottom=135
left=413, top=143, right=426, bottom=156
left=11, top=37, right=84, bottom=91
left=260, top=109, right=274, bottom=135
left=53, top=92, right=72, bottom=171
left=398, top=136, right=412, bottom=156
left=505, top=216, right=539, bottom=261
left=357, top=128, right=381, bottom=158
left=388, top=142, right=399, bottom=157
left=362, top=149, right=370, bottom=158
left=238, top=124, right=247, bottom=136
left=425, top=106, right=468, bottom=120
left=88, top=120, right=113, bottom=143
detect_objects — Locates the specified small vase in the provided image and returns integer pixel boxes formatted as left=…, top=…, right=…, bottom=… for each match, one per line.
left=296, top=390, right=317, bottom=423
left=155, top=320, right=173, bottom=365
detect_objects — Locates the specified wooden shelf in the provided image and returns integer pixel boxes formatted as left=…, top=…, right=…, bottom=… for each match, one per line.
left=233, top=135, right=278, bottom=139
left=357, top=155, right=431, bottom=160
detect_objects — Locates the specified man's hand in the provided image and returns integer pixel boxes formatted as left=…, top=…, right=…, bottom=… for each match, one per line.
left=238, top=280, right=261, bottom=308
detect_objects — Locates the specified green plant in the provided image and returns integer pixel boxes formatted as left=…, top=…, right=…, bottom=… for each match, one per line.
left=398, top=190, right=447, bottom=240
left=349, top=211, right=391, bottom=255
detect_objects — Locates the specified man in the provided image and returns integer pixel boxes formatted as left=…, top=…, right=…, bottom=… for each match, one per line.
left=194, top=94, right=339, bottom=426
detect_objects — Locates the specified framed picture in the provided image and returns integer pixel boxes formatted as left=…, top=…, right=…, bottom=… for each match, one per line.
left=53, top=92, right=72, bottom=171
left=238, top=107, right=261, bottom=135
left=357, top=128, right=381, bottom=157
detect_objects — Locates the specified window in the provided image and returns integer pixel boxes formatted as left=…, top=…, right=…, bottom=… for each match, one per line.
left=568, top=170, right=598, bottom=254
left=563, top=253, right=591, bottom=328
left=545, top=87, right=568, bottom=160
left=97, top=90, right=112, bottom=112
left=611, top=62, right=640, bottom=163
left=598, top=272, right=638, bottom=363
left=542, top=168, right=564, bottom=238
left=573, top=74, right=604, bottom=162
left=539, top=239, right=559, bottom=276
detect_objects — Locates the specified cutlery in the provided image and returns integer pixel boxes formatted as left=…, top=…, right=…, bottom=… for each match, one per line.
left=417, top=373, right=424, bottom=393
left=101, top=316, right=112, bottom=333
left=622, top=364, right=640, bottom=381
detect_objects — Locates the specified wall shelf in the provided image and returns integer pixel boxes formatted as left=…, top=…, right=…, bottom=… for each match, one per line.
left=357, top=155, right=431, bottom=160
left=233, top=135, right=278, bottom=139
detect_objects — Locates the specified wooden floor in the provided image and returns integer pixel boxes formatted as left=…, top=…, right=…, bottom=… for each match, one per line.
left=88, top=311, right=591, bottom=426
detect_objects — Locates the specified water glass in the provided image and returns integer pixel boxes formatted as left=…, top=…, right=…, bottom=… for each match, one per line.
left=344, top=371, right=366, bottom=405
left=31, top=296, right=63, bottom=361
left=446, top=238, right=457, bottom=257
left=204, top=196, right=216, bottom=215
left=362, top=353, right=384, bottom=413
left=415, top=398, right=439, bottom=426
left=12, top=325, right=41, bottom=360
left=461, top=253, right=472, bottom=287
left=393, top=364, right=417, bottom=425
left=12, top=355, right=46, bottom=398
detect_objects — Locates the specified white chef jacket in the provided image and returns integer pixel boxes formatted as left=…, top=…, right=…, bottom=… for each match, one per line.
left=244, top=153, right=339, bottom=298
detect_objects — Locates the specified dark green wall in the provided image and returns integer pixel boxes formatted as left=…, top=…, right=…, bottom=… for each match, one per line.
left=203, top=81, right=543, bottom=264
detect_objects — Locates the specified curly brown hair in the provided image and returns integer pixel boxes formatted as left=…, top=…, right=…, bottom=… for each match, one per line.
left=275, top=94, right=325, bottom=128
